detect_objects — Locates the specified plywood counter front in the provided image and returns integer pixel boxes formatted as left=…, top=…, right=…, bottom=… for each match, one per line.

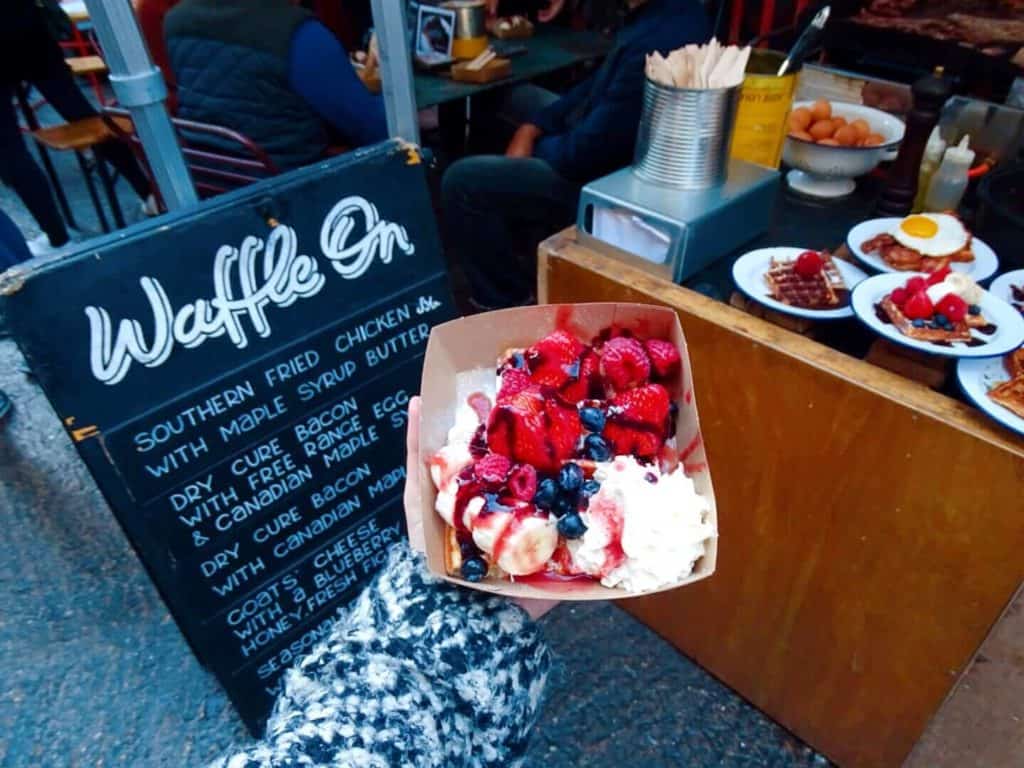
left=538, top=230, right=1024, bottom=768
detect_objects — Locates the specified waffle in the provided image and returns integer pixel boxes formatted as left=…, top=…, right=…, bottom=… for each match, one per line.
left=988, top=376, right=1024, bottom=419
left=878, top=296, right=972, bottom=342
left=764, top=254, right=846, bottom=309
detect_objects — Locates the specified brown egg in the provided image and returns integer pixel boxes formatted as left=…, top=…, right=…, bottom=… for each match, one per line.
left=834, top=125, right=859, bottom=146
left=808, top=119, right=836, bottom=141
left=817, top=138, right=840, bottom=146
left=789, top=107, right=813, bottom=132
left=850, top=118, right=870, bottom=140
left=789, top=129, right=813, bottom=142
left=832, top=116, right=847, bottom=129
left=810, top=99, right=832, bottom=121
left=864, top=133, right=885, bottom=146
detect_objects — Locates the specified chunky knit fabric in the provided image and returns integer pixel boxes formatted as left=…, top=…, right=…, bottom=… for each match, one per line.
left=210, top=541, right=552, bottom=768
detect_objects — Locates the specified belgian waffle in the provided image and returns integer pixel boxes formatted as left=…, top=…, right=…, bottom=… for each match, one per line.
left=878, top=297, right=972, bottom=342
left=764, top=254, right=846, bottom=309
left=988, top=376, right=1024, bottom=419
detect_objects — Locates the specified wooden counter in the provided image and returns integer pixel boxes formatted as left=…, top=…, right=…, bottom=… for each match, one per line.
left=538, top=230, right=1024, bottom=768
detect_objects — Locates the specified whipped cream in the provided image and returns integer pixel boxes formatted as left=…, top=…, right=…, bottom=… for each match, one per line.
left=926, top=272, right=983, bottom=306
left=571, top=456, right=714, bottom=592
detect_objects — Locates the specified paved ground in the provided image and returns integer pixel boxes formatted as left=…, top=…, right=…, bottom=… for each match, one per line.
left=0, top=92, right=830, bottom=768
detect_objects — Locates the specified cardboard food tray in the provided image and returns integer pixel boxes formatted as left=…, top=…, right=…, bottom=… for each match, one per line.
left=418, top=303, right=718, bottom=601
left=450, top=57, right=512, bottom=84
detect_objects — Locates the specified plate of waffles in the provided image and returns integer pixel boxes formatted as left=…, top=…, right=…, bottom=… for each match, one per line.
left=732, top=247, right=867, bottom=320
left=989, top=270, right=1024, bottom=317
left=847, top=215, right=999, bottom=282
left=957, top=348, right=1024, bottom=437
left=851, top=271, right=1024, bottom=358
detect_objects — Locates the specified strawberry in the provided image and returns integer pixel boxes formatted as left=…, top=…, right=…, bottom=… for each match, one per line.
left=936, top=293, right=968, bottom=323
left=475, top=453, right=512, bottom=485
left=890, top=287, right=908, bottom=307
left=525, top=330, right=585, bottom=389
left=902, top=290, right=934, bottom=320
left=794, top=250, right=824, bottom=277
left=601, top=337, right=651, bottom=391
left=905, top=276, right=927, bottom=294
left=497, top=369, right=532, bottom=404
left=644, top=339, right=681, bottom=379
left=926, top=265, right=952, bottom=286
left=604, top=383, right=671, bottom=459
left=507, top=464, right=538, bottom=501
left=487, top=385, right=580, bottom=473
left=559, top=349, right=600, bottom=404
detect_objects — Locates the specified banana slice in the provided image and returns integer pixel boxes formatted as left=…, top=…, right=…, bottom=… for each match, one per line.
left=493, top=515, right=558, bottom=576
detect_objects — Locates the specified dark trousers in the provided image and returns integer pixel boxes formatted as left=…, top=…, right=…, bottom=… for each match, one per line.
left=442, top=155, right=579, bottom=309
left=0, top=68, right=151, bottom=246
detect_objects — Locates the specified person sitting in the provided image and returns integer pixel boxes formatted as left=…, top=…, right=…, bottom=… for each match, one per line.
left=164, top=0, right=388, bottom=171
left=443, top=0, right=710, bottom=310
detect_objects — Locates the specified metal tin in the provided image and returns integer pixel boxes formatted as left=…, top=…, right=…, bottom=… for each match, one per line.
left=442, top=0, right=486, bottom=39
left=633, top=78, right=740, bottom=189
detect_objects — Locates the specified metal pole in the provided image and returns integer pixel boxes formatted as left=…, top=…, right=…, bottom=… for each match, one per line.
left=84, top=0, right=198, bottom=210
left=370, top=0, right=420, bottom=143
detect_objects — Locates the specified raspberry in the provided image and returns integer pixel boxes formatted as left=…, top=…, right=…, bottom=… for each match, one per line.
left=604, top=383, right=671, bottom=459
left=926, top=265, right=952, bottom=286
left=890, top=287, right=908, bottom=307
left=507, top=464, right=538, bottom=501
left=497, top=369, right=532, bottom=404
left=936, top=293, right=968, bottom=323
left=902, top=290, right=934, bottom=320
left=644, top=338, right=681, bottom=379
left=525, top=330, right=585, bottom=389
left=905, top=276, right=927, bottom=294
left=794, top=250, right=824, bottom=277
left=475, top=453, right=512, bottom=485
left=601, top=337, right=651, bottom=391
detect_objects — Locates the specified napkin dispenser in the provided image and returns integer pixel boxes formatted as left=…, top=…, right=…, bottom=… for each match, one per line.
left=577, top=160, right=780, bottom=283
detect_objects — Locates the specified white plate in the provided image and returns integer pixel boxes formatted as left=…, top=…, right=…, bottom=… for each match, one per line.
left=957, top=357, right=1024, bottom=437
left=851, top=272, right=1024, bottom=358
left=732, top=247, right=867, bottom=320
left=846, top=218, right=1000, bottom=282
left=989, top=269, right=1024, bottom=306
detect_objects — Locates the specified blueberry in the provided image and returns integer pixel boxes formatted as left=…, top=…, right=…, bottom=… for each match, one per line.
left=460, top=556, right=488, bottom=582
left=912, top=319, right=925, bottom=328
left=554, top=494, right=578, bottom=517
left=557, top=513, right=588, bottom=539
left=558, top=462, right=584, bottom=493
left=581, top=479, right=601, bottom=498
left=579, top=406, right=606, bottom=433
left=584, top=434, right=611, bottom=461
left=511, top=352, right=526, bottom=369
left=934, top=313, right=949, bottom=328
left=533, top=478, right=558, bottom=509
left=968, top=304, right=981, bottom=316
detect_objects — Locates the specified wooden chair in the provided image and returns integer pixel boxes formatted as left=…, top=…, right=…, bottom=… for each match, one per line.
left=103, top=108, right=281, bottom=212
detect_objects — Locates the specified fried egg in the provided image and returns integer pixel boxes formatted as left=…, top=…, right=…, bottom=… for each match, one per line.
left=890, top=213, right=968, bottom=257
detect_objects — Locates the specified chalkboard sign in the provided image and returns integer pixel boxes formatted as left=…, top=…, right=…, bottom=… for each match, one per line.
left=0, top=142, right=456, bottom=731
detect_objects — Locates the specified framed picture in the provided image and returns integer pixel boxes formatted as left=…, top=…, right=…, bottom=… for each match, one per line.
left=415, top=4, right=456, bottom=65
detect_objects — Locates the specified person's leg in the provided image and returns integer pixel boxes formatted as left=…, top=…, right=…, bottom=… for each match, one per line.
left=0, top=86, right=70, bottom=247
left=442, top=155, right=579, bottom=309
left=32, top=68, right=152, bottom=199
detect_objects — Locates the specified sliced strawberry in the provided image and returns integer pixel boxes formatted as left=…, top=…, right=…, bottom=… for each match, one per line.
left=497, top=369, right=532, bottom=404
left=644, top=339, right=681, bottom=379
left=475, top=453, right=512, bottom=485
left=926, top=265, right=952, bottom=286
left=559, top=349, right=601, bottom=404
left=507, top=464, right=538, bottom=501
left=936, top=293, right=968, bottom=323
left=905, top=276, right=927, bottom=294
left=525, top=330, right=585, bottom=389
left=601, top=337, right=651, bottom=391
left=902, top=290, right=934, bottom=320
left=487, top=385, right=580, bottom=473
left=890, top=287, right=908, bottom=307
left=604, top=383, right=671, bottom=459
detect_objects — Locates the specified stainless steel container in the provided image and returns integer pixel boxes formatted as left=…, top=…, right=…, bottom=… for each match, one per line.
left=633, top=78, right=740, bottom=189
left=442, top=0, right=486, bottom=39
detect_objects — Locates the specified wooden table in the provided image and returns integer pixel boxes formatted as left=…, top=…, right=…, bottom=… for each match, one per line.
left=414, top=27, right=609, bottom=108
left=539, top=229, right=1024, bottom=768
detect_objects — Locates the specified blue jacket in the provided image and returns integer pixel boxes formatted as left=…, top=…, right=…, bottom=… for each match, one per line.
left=532, top=0, right=710, bottom=183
